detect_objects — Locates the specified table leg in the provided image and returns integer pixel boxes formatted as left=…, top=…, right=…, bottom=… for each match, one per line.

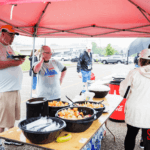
left=105, top=121, right=116, bottom=142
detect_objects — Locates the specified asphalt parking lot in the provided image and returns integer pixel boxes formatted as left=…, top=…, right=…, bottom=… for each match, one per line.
left=1, top=63, right=142, bottom=150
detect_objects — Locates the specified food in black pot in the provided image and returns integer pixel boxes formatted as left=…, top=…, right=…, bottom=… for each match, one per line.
left=18, top=116, right=66, bottom=144
left=74, top=101, right=105, bottom=118
left=48, top=100, right=69, bottom=117
left=57, top=107, right=92, bottom=120
left=55, top=107, right=98, bottom=132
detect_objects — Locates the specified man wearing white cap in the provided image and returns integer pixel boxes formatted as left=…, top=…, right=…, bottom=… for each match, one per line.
left=0, top=25, right=25, bottom=147
left=119, top=48, right=150, bottom=150
left=77, top=43, right=93, bottom=93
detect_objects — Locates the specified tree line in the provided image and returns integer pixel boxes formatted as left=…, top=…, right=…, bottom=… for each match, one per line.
left=91, top=42, right=120, bottom=56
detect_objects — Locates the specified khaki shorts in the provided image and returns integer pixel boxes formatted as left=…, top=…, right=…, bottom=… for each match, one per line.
left=0, top=91, right=21, bottom=128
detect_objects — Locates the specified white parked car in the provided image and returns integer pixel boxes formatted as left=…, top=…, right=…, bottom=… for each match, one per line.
left=52, top=54, right=71, bottom=61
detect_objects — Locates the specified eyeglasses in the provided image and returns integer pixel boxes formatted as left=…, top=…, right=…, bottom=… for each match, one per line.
left=43, top=52, right=52, bottom=54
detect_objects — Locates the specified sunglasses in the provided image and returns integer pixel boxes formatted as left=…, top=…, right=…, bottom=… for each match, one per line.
left=2, top=29, right=19, bottom=36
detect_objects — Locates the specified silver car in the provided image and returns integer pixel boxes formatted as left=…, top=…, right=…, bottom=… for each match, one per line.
left=101, top=55, right=125, bottom=64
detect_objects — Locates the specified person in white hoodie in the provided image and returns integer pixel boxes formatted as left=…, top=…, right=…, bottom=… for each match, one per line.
left=119, top=48, right=150, bottom=150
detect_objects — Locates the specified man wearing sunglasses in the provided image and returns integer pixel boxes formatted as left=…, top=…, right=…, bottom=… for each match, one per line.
left=0, top=25, right=25, bottom=148
left=33, top=45, right=67, bottom=101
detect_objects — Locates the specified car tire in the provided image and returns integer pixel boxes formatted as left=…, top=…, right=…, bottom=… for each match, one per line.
left=117, top=61, right=122, bottom=64
left=102, top=60, right=107, bottom=64
left=61, top=58, right=64, bottom=61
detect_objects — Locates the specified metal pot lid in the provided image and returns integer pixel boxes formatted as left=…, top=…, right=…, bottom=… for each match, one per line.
left=26, top=97, right=47, bottom=104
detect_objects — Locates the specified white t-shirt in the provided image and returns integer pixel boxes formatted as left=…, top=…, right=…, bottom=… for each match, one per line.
left=33, top=59, right=64, bottom=100
left=0, top=43, right=23, bottom=92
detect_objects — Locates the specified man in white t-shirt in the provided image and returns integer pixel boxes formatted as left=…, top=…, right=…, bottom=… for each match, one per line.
left=0, top=25, right=25, bottom=147
left=33, top=45, right=67, bottom=100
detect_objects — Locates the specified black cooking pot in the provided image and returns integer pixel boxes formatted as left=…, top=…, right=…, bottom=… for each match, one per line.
left=18, top=116, right=66, bottom=144
left=26, top=97, right=48, bottom=119
left=89, top=90, right=109, bottom=98
left=48, top=100, right=70, bottom=117
left=55, top=106, right=98, bottom=132
left=111, top=77, right=125, bottom=85
left=73, top=101, right=105, bottom=119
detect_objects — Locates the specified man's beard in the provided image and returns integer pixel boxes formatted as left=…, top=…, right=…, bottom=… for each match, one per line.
left=2, top=37, right=12, bottom=45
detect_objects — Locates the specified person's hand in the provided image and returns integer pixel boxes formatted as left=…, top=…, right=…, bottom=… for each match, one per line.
left=78, top=72, right=82, bottom=78
left=18, top=57, right=25, bottom=62
left=11, top=59, right=25, bottom=66
left=41, top=56, right=44, bottom=63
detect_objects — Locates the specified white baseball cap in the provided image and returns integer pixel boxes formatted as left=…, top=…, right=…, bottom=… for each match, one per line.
left=139, top=48, right=150, bottom=60
left=86, top=44, right=92, bottom=49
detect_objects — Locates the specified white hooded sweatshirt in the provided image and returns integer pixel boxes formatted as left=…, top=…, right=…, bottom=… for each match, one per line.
left=119, top=65, right=150, bottom=128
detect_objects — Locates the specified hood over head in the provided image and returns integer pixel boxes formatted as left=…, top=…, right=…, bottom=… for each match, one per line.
left=139, top=65, right=150, bottom=79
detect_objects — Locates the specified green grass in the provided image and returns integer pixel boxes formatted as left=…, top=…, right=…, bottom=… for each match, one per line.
left=14, top=51, right=30, bottom=71
left=63, top=64, right=71, bottom=66
left=20, top=57, right=30, bottom=71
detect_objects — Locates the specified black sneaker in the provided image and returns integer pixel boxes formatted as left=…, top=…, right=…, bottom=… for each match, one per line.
left=140, top=140, right=144, bottom=149
left=4, top=140, right=24, bottom=146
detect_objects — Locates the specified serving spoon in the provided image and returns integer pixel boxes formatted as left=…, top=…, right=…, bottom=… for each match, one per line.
left=66, top=95, right=74, bottom=104
left=66, top=95, right=79, bottom=106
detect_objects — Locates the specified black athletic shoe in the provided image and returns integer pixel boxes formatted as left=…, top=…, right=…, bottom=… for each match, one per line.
left=4, top=140, right=24, bottom=146
left=140, top=140, right=144, bottom=149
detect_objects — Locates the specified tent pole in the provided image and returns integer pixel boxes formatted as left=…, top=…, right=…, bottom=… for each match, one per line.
left=30, top=36, right=36, bottom=98
left=44, top=38, right=46, bottom=45
left=127, top=50, right=129, bottom=65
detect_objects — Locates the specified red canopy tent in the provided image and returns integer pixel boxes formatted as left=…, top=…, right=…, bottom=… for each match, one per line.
left=0, top=0, right=150, bottom=38
left=0, top=0, right=150, bottom=97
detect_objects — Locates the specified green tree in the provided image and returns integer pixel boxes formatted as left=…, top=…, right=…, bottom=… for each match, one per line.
left=105, top=44, right=114, bottom=56
left=92, top=42, right=104, bottom=55
left=91, top=42, right=98, bottom=54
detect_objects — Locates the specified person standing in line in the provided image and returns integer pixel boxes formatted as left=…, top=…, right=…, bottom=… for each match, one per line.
left=77, top=43, right=93, bottom=94
left=119, top=48, right=150, bottom=150
left=0, top=25, right=25, bottom=148
left=134, top=53, right=139, bottom=68
left=33, top=45, right=67, bottom=100
left=29, top=49, right=39, bottom=97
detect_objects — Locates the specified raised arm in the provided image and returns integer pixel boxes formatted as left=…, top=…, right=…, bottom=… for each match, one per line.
left=33, top=58, right=44, bottom=73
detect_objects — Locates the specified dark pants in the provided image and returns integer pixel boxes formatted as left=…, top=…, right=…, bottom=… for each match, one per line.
left=125, top=124, right=150, bottom=150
